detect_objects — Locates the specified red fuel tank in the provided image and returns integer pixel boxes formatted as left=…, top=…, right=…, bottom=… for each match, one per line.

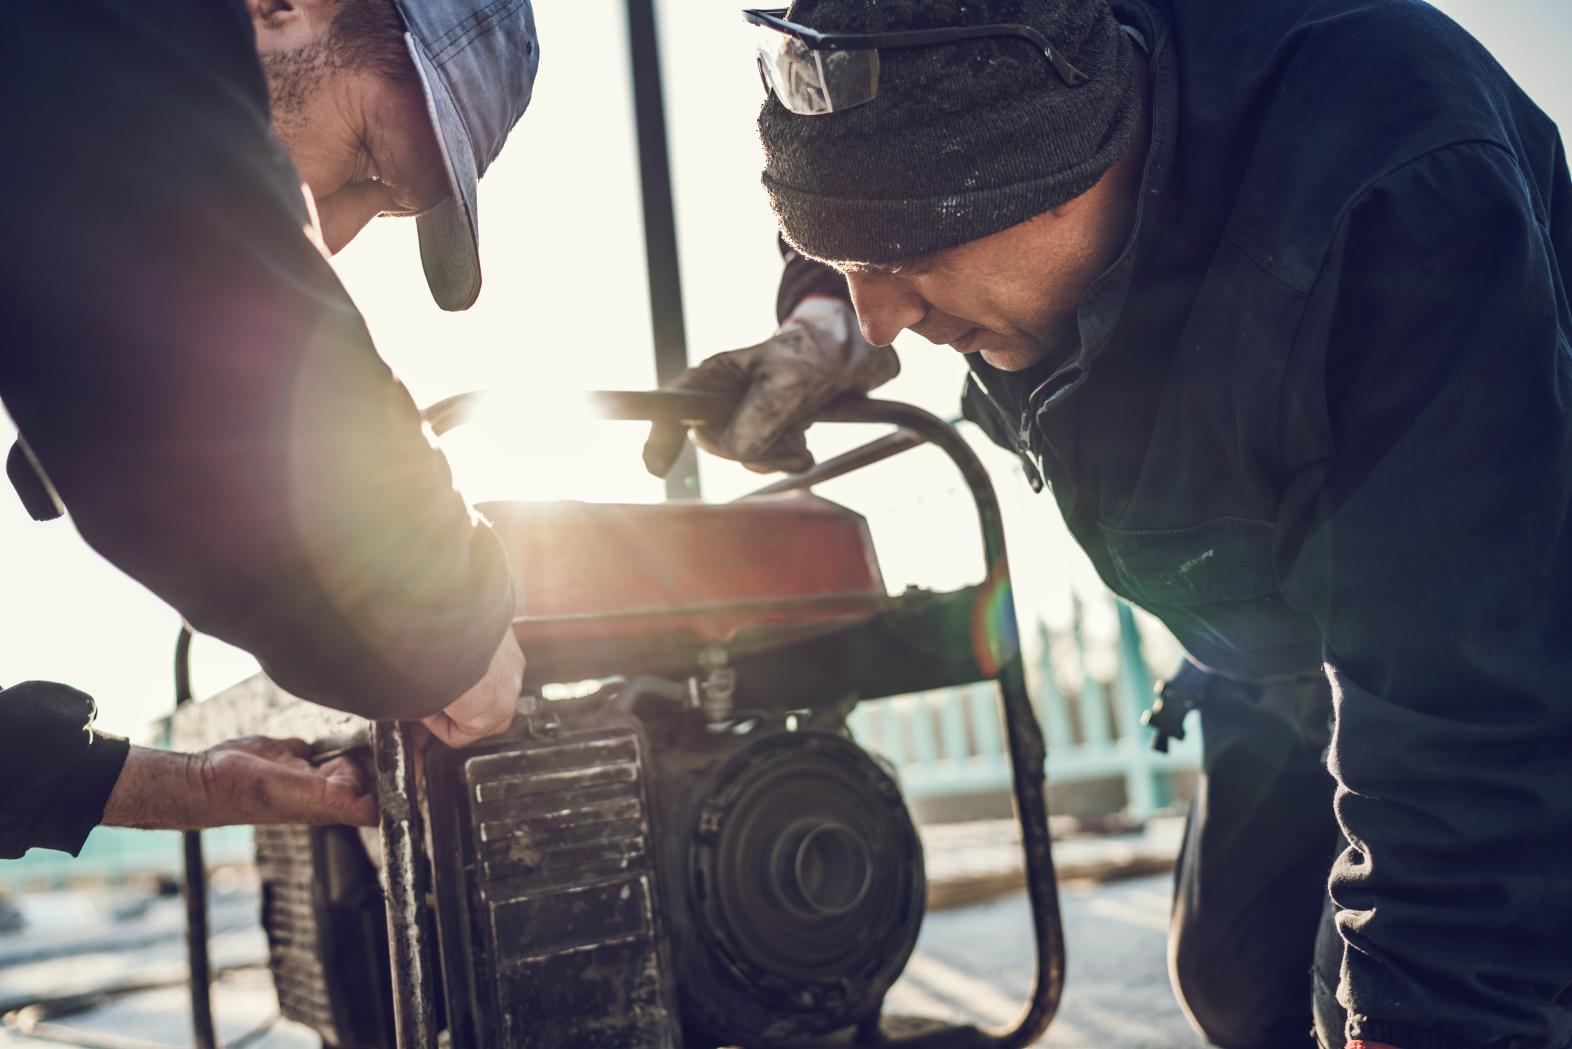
left=480, top=493, right=888, bottom=678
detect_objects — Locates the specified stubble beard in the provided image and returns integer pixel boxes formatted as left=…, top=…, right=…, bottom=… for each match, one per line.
left=262, top=41, right=330, bottom=143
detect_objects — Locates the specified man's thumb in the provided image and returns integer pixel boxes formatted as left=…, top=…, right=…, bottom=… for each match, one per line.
left=643, top=421, right=689, bottom=478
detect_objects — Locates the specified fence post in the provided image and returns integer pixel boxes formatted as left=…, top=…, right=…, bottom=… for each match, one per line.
left=1113, top=600, right=1168, bottom=819
left=1034, top=626, right=1076, bottom=756
left=909, top=694, right=941, bottom=775
left=937, top=688, right=970, bottom=771
left=1069, top=599, right=1113, bottom=751
left=965, top=684, right=1007, bottom=788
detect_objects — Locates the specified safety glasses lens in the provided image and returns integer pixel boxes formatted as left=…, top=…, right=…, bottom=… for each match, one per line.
left=755, top=35, right=879, bottom=116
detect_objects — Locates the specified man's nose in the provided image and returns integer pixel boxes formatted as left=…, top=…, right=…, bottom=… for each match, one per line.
left=845, top=272, right=926, bottom=348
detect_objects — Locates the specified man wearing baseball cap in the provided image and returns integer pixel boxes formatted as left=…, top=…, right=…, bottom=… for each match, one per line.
left=648, top=1, right=1572, bottom=1047
left=0, top=0, right=537, bottom=855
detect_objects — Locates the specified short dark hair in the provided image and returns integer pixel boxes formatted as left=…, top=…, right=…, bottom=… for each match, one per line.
left=329, top=0, right=418, bottom=89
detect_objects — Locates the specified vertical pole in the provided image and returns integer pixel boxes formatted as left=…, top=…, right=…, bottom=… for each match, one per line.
left=374, top=722, right=438, bottom=1049
left=175, top=624, right=218, bottom=1049
left=182, top=833, right=217, bottom=1049
left=624, top=0, right=699, bottom=500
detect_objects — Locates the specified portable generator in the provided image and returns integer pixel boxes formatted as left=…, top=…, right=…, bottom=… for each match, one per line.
left=170, top=391, right=1065, bottom=1049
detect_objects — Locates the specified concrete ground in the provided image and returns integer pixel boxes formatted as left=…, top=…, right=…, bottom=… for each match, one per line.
left=0, top=828, right=1199, bottom=1048
left=888, top=873, right=1200, bottom=1048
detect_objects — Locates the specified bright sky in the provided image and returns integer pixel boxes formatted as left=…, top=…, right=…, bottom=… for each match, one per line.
left=2, top=0, right=1568, bottom=742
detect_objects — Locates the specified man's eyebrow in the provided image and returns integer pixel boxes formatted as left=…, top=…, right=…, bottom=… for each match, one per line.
left=834, top=255, right=927, bottom=276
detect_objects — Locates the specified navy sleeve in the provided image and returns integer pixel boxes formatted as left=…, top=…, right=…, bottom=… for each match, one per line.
left=1279, top=142, right=1572, bottom=1049
left=775, top=237, right=851, bottom=324
left=0, top=683, right=132, bottom=860
left=0, top=0, right=514, bottom=720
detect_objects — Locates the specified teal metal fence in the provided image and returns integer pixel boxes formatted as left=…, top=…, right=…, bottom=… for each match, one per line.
left=847, top=599, right=1200, bottom=820
left=0, top=826, right=254, bottom=891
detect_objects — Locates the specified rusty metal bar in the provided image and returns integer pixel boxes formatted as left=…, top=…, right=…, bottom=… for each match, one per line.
left=621, top=0, right=698, bottom=502
left=174, top=623, right=219, bottom=1049
left=419, top=389, right=732, bottom=438
left=739, top=427, right=926, bottom=499
left=809, top=398, right=1066, bottom=1047
left=373, top=721, right=439, bottom=1049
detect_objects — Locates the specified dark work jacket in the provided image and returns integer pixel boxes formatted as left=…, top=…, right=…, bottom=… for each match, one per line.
left=782, top=0, right=1572, bottom=1046
left=0, top=0, right=516, bottom=856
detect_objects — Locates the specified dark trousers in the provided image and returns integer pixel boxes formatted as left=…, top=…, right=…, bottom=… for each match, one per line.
left=1164, top=663, right=1347, bottom=1049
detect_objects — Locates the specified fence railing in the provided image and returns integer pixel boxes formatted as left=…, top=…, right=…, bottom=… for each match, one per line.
left=0, top=825, right=255, bottom=891
left=848, top=600, right=1200, bottom=820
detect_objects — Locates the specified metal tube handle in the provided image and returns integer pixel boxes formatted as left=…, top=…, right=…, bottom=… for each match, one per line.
left=373, top=721, right=440, bottom=1049
left=420, top=389, right=736, bottom=436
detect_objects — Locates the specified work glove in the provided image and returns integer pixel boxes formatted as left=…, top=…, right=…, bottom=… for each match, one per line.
left=642, top=297, right=899, bottom=476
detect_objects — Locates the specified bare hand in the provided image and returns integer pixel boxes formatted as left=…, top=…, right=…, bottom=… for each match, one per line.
left=102, top=737, right=376, bottom=830
left=421, top=630, right=524, bottom=748
left=643, top=297, right=899, bottom=476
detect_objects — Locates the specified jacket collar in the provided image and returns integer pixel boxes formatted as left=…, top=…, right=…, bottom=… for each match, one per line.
left=968, top=0, right=1176, bottom=429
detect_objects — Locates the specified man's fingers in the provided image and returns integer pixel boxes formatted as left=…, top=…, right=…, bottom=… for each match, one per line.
left=235, top=757, right=377, bottom=827
left=861, top=343, right=902, bottom=388
left=341, top=793, right=378, bottom=827
left=692, top=427, right=812, bottom=474
left=318, top=754, right=371, bottom=795
left=642, top=421, right=689, bottom=479
left=720, top=339, right=897, bottom=464
left=420, top=632, right=523, bottom=749
left=421, top=712, right=485, bottom=749
left=721, top=360, right=831, bottom=461
left=303, top=764, right=377, bottom=827
left=421, top=711, right=472, bottom=748
left=310, top=772, right=377, bottom=827
left=217, top=735, right=314, bottom=769
left=420, top=707, right=511, bottom=749
left=642, top=348, right=758, bottom=476
left=420, top=712, right=458, bottom=747
left=273, top=738, right=314, bottom=760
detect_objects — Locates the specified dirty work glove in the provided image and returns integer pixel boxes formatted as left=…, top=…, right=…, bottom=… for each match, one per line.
left=643, top=297, right=899, bottom=476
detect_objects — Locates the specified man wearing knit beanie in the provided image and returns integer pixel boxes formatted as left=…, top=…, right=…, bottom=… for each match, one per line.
left=759, top=0, right=1142, bottom=271
left=648, top=1, right=1572, bottom=1048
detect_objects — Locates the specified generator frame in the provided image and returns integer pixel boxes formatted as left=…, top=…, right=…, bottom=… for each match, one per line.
left=170, top=390, right=1067, bottom=1049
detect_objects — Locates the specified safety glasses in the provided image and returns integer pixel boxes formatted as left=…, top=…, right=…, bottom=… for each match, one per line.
left=743, top=7, right=1089, bottom=117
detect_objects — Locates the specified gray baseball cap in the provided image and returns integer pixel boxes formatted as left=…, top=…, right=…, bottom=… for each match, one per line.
left=390, top=0, right=540, bottom=311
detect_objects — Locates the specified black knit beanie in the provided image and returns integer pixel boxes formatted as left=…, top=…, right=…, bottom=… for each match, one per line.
left=759, top=0, right=1140, bottom=264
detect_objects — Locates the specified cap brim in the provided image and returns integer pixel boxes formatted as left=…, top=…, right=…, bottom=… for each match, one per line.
left=405, top=32, right=483, bottom=312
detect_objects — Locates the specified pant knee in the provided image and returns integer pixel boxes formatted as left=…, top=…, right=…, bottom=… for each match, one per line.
left=1170, top=932, right=1315, bottom=1049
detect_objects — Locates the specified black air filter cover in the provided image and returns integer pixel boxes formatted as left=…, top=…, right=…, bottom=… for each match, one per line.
left=677, top=730, right=926, bottom=1046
